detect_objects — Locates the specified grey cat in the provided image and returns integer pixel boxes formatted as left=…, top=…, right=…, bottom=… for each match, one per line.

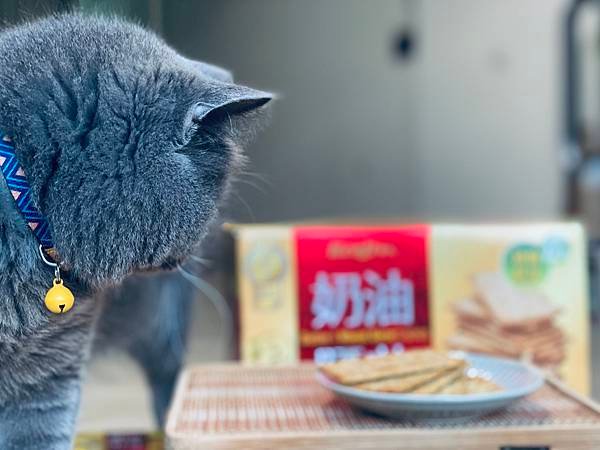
left=0, top=13, right=271, bottom=450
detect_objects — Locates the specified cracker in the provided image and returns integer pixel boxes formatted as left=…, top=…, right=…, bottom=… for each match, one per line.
left=448, top=332, right=566, bottom=366
left=322, top=350, right=503, bottom=396
left=453, top=298, right=489, bottom=323
left=438, top=376, right=467, bottom=394
left=447, top=333, right=520, bottom=358
left=463, top=375, right=501, bottom=394
left=355, top=367, right=451, bottom=393
left=458, top=321, right=565, bottom=350
left=411, top=366, right=466, bottom=394
left=320, top=350, right=461, bottom=386
left=529, top=344, right=566, bottom=365
left=473, top=273, right=560, bottom=329
left=438, top=375, right=500, bottom=395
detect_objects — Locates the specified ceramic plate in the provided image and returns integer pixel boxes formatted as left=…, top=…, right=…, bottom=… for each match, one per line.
left=316, top=352, right=544, bottom=420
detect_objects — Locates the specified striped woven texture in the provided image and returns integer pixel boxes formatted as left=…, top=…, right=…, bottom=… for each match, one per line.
left=167, top=364, right=600, bottom=436
left=0, top=132, right=54, bottom=248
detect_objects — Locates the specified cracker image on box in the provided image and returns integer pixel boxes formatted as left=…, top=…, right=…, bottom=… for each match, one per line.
left=431, top=223, right=590, bottom=394
left=447, top=272, right=566, bottom=370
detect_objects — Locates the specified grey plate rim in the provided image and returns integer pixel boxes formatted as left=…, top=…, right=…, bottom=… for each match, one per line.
left=315, top=352, right=545, bottom=405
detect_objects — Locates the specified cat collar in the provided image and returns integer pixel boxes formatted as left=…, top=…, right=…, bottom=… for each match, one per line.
left=0, top=132, right=57, bottom=256
left=0, top=131, right=74, bottom=314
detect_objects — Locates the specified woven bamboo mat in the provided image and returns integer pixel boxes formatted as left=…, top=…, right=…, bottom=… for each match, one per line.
left=166, top=364, right=600, bottom=450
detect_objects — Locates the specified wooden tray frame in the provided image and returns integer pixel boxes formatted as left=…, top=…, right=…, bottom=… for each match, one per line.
left=166, top=365, right=600, bottom=450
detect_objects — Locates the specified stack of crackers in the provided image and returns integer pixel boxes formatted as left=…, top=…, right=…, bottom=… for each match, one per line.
left=447, top=273, right=564, bottom=369
left=320, top=350, right=500, bottom=395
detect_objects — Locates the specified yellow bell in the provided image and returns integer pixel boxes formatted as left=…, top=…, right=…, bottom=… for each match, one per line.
left=44, top=279, right=74, bottom=314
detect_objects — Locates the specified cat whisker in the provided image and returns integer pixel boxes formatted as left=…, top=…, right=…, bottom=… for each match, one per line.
left=238, top=169, right=272, bottom=187
left=177, top=266, right=233, bottom=353
left=234, top=178, right=268, bottom=195
left=230, top=190, right=256, bottom=221
left=188, top=254, right=212, bottom=267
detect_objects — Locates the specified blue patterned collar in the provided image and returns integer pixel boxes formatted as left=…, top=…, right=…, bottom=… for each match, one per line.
left=0, top=132, right=58, bottom=259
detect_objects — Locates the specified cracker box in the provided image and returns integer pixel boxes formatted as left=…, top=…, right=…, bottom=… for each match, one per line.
left=229, top=222, right=590, bottom=393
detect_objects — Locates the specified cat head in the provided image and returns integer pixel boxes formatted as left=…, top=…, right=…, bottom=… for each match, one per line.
left=0, top=14, right=272, bottom=288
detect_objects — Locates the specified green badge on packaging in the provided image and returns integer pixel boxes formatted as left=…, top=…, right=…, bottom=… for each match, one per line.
left=504, top=236, right=570, bottom=286
left=504, top=244, right=547, bottom=285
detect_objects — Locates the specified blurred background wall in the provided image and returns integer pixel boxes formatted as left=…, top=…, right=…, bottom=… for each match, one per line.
left=0, top=0, right=580, bottom=222
left=160, top=0, right=567, bottom=221
left=163, top=0, right=417, bottom=221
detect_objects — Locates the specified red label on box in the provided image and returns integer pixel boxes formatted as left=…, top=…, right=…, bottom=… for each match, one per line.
left=295, top=225, right=430, bottom=363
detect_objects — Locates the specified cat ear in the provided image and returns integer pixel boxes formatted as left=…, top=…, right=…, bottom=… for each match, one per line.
left=192, top=84, right=273, bottom=124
